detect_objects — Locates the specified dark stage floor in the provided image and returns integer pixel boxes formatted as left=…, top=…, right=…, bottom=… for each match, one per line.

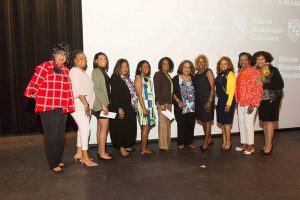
left=0, top=130, right=300, bottom=200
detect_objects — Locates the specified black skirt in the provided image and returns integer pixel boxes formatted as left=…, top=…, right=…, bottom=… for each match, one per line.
left=258, top=99, right=281, bottom=122
left=216, top=97, right=236, bottom=125
left=195, top=98, right=215, bottom=122
left=109, top=111, right=137, bottom=148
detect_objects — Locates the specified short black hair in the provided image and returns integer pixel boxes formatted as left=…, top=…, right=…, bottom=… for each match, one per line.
left=158, top=57, right=174, bottom=72
left=238, top=52, right=252, bottom=69
left=135, top=60, right=151, bottom=77
left=93, top=52, right=109, bottom=71
left=52, top=42, right=70, bottom=59
left=251, top=51, right=274, bottom=66
left=70, top=50, right=84, bottom=67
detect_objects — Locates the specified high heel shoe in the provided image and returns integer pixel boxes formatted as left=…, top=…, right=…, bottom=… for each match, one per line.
left=140, top=148, right=152, bottom=155
left=243, top=148, right=255, bottom=155
left=188, top=144, right=196, bottom=149
left=200, top=144, right=209, bottom=151
left=222, top=145, right=232, bottom=152
left=209, top=140, right=214, bottom=145
left=80, top=159, right=98, bottom=167
left=74, top=154, right=82, bottom=162
left=262, top=146, right=273, bottom=156
left=97, top=153, right=113, bottom=161
left=51, top=167, right=64, bottom=174
left=235, top=146, right=246, bottom=152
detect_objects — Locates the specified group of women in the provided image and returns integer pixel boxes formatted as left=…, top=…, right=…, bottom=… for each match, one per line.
left=24, top=43, right=284, bottom=174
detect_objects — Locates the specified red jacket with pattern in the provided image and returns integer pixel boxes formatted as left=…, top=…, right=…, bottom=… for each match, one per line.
left=24, top=61, right=75, bottom=113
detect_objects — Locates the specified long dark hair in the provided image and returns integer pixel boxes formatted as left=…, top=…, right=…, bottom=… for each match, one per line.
left=112, top=59, right=130, bottom=76
left=93, top=52, right=109, bottom=71
left=135, top=60, right=151, bottom=77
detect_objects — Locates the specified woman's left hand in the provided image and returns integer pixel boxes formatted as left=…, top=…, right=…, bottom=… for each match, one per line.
left=224, top=105, right=230, bottom=112
left=178, top=100, right=184, bottom=109
left=204, top=101, right=212, bottom=112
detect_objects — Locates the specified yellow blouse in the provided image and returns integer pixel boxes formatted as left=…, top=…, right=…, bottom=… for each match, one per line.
left=226, top=71, right=236, bottom=106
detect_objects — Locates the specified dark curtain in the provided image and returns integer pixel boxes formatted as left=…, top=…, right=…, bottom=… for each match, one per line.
left=0, top=0, right=83, bottom=135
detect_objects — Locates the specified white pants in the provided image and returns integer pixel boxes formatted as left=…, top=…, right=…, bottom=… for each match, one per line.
left=237, top=105, right=257, bottom=145
left=71, top=111, right=91, bottom=150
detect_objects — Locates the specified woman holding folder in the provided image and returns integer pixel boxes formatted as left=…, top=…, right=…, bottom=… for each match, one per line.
left=91, top=52, right=113, bottom=160
left=153, top=57, right=174, bottom=152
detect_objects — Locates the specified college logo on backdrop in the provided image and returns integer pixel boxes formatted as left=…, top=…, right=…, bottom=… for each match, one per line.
left=288, top=19, right=300, bottom=42
left=233, top=16, right=247, bottom=40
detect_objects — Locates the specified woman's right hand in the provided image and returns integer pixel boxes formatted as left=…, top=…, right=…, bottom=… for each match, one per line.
left=84, top=104, right=91, bottom=117
left=160, top=104, right=166, bottom=111
left=142, top=108, right=148, bottom=117
left=102, top=105, right=109, bottom=115
left=247, top=105, right=254, bottom=114
left=204, top=101, right=212, bottom=112
left=118, top=108, right=125, bottom=119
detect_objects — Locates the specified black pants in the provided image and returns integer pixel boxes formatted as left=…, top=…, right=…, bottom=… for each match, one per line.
left=176, top=112, right=195, bottom=146
left=40, top=109, right=67, bottom=169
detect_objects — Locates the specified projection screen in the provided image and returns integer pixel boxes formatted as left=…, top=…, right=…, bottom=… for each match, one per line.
left=82, top=0, right=300, bottom=144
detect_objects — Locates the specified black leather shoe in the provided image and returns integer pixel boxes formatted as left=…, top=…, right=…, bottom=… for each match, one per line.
left=200, top=145, right=208, bottom=151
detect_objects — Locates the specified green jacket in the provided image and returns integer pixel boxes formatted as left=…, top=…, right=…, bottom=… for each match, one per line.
left=92, top=68, right=109, bottom=111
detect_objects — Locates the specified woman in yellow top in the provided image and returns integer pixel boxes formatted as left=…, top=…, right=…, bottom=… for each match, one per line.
left=215, top=56, right=236, bottom=150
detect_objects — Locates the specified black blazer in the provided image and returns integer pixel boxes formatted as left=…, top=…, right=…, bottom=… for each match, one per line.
left=263, top=65, right=284, bottom=90
left=172, top=75, right=195, bottom=115
left=110, top=75, right=135, bottom=113
left=153, top=71, right=173, bottom=105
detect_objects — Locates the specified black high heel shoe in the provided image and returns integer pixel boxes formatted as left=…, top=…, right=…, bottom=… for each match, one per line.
left=222, top=145, right=232, bottom=152
left=200, top=144, right=209, bottom=151
left=262, top=146, right=273, bottom=156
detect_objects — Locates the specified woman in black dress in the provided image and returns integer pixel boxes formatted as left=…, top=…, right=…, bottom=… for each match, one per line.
left=252, top=51, right=284, bottom=155
left=109, top=59, right=138, bottom=157
left=194, top=54, right=215, bottom=151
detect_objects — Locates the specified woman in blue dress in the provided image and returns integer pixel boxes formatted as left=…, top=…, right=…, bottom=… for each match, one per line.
left=134, top=60, right=156, bottom=154
left=215, top=56, right=236, bottom=150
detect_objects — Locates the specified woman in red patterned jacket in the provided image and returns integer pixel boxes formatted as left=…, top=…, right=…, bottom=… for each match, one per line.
left=24, top=43, right=74, bottom=174
left=235, top=52, right=262, bottom=155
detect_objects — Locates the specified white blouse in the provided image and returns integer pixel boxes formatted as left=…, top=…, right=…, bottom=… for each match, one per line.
left=69, top=67, right=95, bottom=111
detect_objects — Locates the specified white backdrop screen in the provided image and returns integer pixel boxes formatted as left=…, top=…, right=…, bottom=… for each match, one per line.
left=82, top=0, right=300, bottom=144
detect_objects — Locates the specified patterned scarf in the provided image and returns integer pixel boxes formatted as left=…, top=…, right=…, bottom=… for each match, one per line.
left=121, top=75, right=138, bottom=112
